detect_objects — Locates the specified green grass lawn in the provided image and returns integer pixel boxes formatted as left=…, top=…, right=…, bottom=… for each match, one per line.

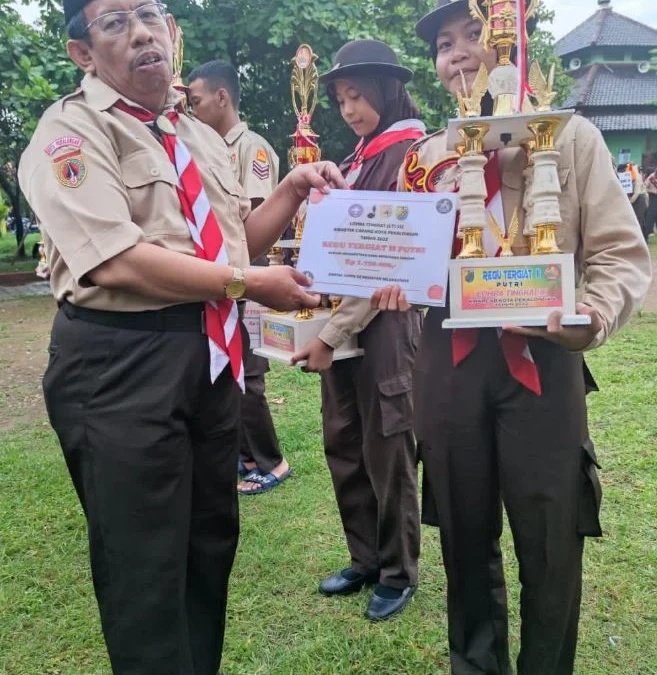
left=1, top=315, right=656, bottom=675
left=0, top=234, right=41, bottom=274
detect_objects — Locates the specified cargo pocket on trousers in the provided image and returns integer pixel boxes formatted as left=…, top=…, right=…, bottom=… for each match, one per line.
left=577, top=438, right=603, bottom=537
left=378, top=372, right=413, bottom=438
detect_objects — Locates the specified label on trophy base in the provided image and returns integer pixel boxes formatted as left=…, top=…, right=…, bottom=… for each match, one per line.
left=443, top=253, right=591, bottom=328
left=254, top=309, right=365, bottom=365
left=460, top=262, right=564, bottom=311
left=262, top=319, right=296, bottom=354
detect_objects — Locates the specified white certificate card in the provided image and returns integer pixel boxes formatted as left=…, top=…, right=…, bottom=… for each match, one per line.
left=297, top=189, right=457, bottom=307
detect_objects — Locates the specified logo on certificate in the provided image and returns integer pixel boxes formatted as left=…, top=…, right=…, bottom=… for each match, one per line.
left=545, top=265, right=561, bottom=281
left=436, top=198, right=453, bottom=214
left=427, top=285, right=445, bottom=300
left=348, top=204, right=363, bottom=218
left=395, top=206, right=409, bottom=221
left=380, top=205, right=393, bottom=219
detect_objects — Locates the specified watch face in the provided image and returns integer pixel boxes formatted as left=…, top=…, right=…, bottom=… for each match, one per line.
left=226, top=280, right=246, bottom=299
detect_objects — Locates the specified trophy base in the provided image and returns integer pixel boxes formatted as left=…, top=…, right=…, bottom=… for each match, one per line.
left=447, top=109, right=574, bottom=152
left=253, top=309, right=364, bottom=366
left=443, top=253, right=590, bottom=329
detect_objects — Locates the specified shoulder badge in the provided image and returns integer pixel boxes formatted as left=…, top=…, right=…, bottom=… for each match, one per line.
left=44, top=136, right=87, bottom=188
left=252, top=148, right=270, bottom=180
left=403, top=128, right=459, bottom=193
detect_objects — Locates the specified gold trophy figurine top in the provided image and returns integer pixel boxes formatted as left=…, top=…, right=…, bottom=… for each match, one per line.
left=468, top=0, right=539, bottom=116
left=172, top=26, right=189, bottom=109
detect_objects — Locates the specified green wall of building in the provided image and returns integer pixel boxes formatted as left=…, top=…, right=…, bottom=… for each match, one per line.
left=603, top=131, right=657, bottom=166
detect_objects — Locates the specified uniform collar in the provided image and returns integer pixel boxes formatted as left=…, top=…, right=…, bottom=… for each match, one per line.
left=224, top=121, right=248, bottom=146
left=80, top=73, right=184, bottom=114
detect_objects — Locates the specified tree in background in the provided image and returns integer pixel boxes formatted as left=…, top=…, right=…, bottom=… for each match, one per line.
left=167, top=0, right=453, bottom=168
left=0, top=0, right=78, bottom=257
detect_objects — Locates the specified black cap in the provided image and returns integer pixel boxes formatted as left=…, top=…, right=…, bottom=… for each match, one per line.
left=64, top=0, right=93, bottom=24
left=416, top=0, right=537, bottom=45
left=319, top=40, right=413, bottom=85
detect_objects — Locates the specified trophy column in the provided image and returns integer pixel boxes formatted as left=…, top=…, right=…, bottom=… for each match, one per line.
left=527, top=118, right=563, bottom=255
left=457, top=124, right=490, bottom=259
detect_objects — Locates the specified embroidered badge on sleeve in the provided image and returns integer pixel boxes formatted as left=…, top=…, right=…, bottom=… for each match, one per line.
left=45, top=136, right=88, bottom=188
left=252, top=148, right=270, bottom=180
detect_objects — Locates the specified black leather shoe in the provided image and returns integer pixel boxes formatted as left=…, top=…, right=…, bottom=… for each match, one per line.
left=319, top=568, right=378, bottom=596
left=365, top=585, right=416, bottom=621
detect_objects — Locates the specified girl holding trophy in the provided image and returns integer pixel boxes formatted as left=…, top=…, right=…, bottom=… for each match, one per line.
left=292, top=39, right=426, bottom=622
left=373, top=0, right=651, bottom=672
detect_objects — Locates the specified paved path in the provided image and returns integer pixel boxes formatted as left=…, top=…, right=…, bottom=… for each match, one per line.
left=0, top=281, right=51, bottom=299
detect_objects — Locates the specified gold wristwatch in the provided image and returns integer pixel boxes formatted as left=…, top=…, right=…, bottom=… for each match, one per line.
left=225, top=267, right=247, bottom=300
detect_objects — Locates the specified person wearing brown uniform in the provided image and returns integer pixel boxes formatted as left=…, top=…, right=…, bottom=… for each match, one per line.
left=18, top=1, right=345, bottom=672
left=645, top=168, right=657, bottom=239
left=292, top=40, right=426, bottom=622
left=188, top=60, right=291, bottom=494
left=373, top=1, right=652, bottom=672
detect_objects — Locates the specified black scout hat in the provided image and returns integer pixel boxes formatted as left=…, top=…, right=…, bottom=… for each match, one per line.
left=319, top=40, right=413, bottom=85
left=63, top=0, right=93, bottom=24
left=416, top=0, right=537, bottom=44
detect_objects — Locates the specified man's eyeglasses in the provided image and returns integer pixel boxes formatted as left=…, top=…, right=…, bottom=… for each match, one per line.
left=85, top=3, right=168, bottom=37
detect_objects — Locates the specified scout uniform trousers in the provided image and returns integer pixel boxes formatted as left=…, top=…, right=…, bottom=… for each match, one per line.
left=320, top=310, right=423, bottom=589
left=645, top=193, right=657, bottom=239
left=414, top=308, right=603, bottom=675
left=43, top=302, right=242, bottom=675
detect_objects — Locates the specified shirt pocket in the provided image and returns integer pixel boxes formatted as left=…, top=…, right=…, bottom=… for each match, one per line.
left=207, top=164, right=251, bottom=235
left=120, top=150, right=187, bottom=237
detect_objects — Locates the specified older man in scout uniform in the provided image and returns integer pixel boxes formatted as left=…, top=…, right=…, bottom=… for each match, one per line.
left=18, top=1, right=344, bottom=673
left=188, top=61, right=291, bottom=495
left=373, top=1, right=652, bottom=673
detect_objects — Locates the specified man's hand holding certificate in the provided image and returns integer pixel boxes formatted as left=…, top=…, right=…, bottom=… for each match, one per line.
left=297, top=189, right=457, bottom=307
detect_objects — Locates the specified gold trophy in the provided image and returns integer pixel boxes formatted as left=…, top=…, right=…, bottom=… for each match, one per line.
left=442, top=0, right=590, bottom=329
left=252, top=45, right=363, bottom=365
left=172, top=26, right=189, bottom=110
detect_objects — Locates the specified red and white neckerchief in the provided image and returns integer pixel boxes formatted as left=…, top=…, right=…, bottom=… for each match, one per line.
left=345, top=119, right=426, bottom=188
left=114, top=100, right=244, bottom=390
left=451, top=152, right=542, bottom=396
